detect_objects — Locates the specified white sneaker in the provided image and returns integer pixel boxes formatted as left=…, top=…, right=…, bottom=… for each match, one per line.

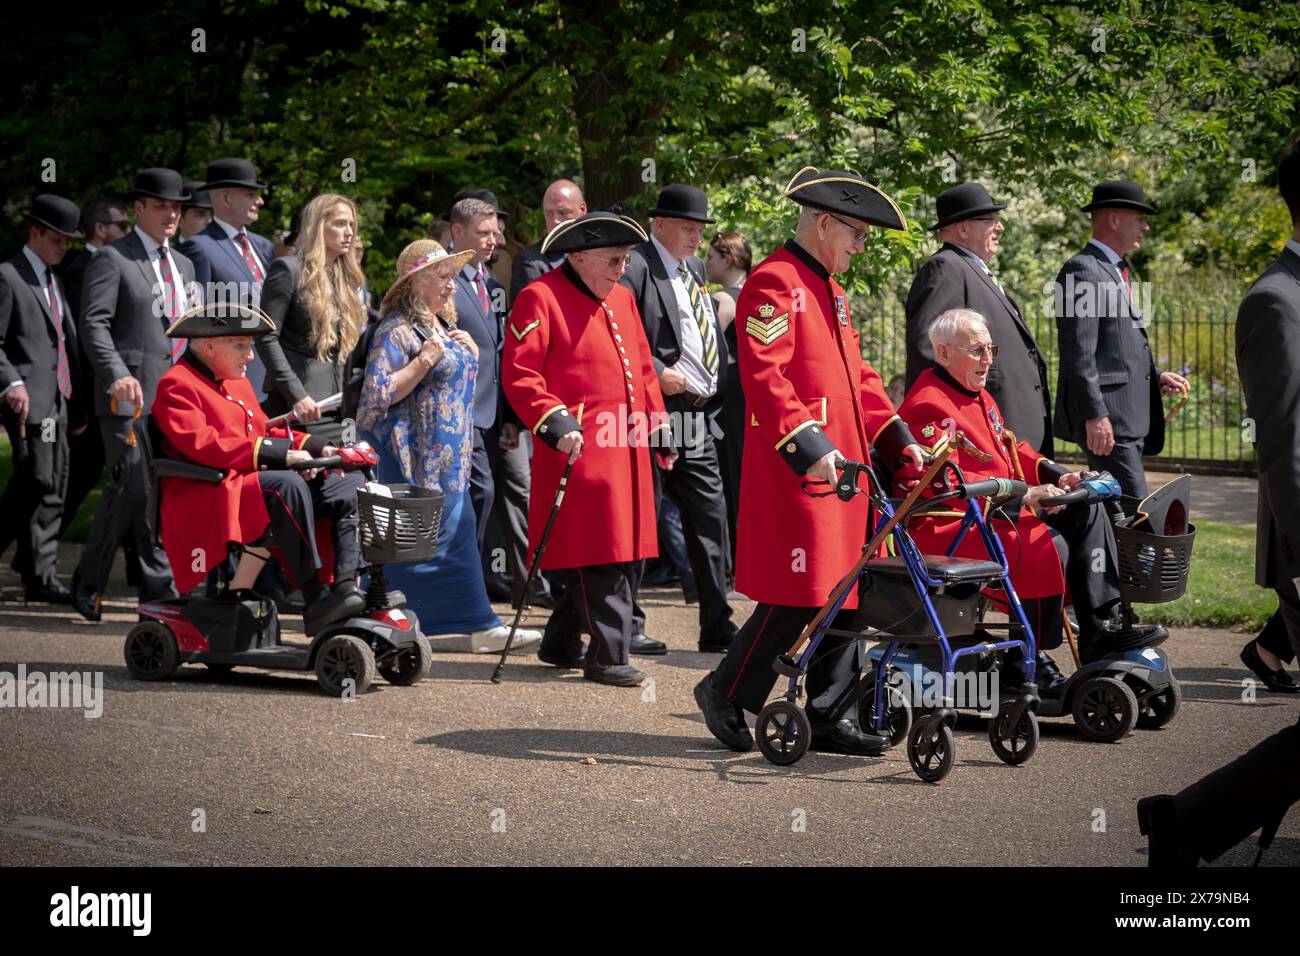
left=469, top=625, right=542, bottom=655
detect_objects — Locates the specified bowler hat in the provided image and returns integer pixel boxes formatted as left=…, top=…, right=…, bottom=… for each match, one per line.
left=182, top=181, right=213, bottom=210
left=201, top=158, right=267, bottom=191
left=784, top=166, right=907, bottom=230
left=127, top=168, right=190, bottom=203
left=541, top=211, right=648, bottom=255
left=647, top=184, right=715, bottom=224
left=1081, top=180, right=1156, bottom=214
left=24, top=194, right=83, bottom=238
left=166, top=301, right=275, bottom=339
left=931, top=182, right=1006, bottom=230
left=450, top=188, right=510, bottom=221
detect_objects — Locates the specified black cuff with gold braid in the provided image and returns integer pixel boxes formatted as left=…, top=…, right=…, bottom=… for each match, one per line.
left=872, top=416, right=916, bottom=465
left=303, top=434, right=330, bottom=457
left=533, top=406, right=581, bottom=450
left=776, top=420, right=835, bottom=475
left=1038, top=459, right=1070, bottom=485
left=255, top=437, right=292, bottom=470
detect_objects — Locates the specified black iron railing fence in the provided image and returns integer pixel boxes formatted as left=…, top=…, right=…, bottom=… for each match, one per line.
left=855, top=303, right=1254, bottom=476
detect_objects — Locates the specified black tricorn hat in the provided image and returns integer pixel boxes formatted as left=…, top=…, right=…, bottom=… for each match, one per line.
left=24, top=194, right=83, bottom=238
left=182, top=181, right=213, bottom=210
left=647, top=184, right=715, bottom=224
left=540, top=211, right=648, bottom=255
left=931, top=182, right=1006, bottom=230
left=127, top=168, right=190, bottom=203
left=1081, top=180, right=1156, bottom=214
left=450, top=187, right=510, bottom=220
left=784, top=165, right=907, bottom=230
left=166, top=302, right=276, bottom=339
left=201, top=157, right=267, bottom=191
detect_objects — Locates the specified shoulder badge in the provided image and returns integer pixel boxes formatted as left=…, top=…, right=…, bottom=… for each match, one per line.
left=510, top=319, right=541, bottom=341
left=746, top=302, right=790, bottom=345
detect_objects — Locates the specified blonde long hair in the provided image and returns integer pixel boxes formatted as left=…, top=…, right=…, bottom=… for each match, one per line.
left=296, top=193, right=366, bottom=362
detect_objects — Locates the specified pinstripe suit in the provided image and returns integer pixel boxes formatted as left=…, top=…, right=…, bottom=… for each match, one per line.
left=1052, top=241, right=1163, bottom=497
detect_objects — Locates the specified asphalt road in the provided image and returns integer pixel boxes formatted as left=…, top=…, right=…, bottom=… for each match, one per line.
left=2, top=583, right=1297, bottom=867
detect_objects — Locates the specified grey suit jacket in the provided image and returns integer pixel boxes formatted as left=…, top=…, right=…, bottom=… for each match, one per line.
left=1236, top=245, right=1300, bottom=591
left=256, top=255, right=352, bottom=420
left=0, top=252, right=81, bottom=425
left=79, top=231, right=196, bottom=417
left=904, top=244, right=1053, bottom=455
left=453, top=264, right=505, bottom=430
left=508, top=240, right=563, bottom=306
left=1053, top=243, right=1163, bottom=453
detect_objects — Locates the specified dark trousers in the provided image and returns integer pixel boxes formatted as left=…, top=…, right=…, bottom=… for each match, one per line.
left=1039, top=500, right=1122, bottom=641
left=633, top=397, right=733, bottom=643
left=258, top=470, right=363, bottom=589
left=540, top=562, right=637, bottom=667
left=75, top=415, right=175, bottom=600
left=484, top=434, right=549, bottom=604
left=1086, top=438, right=1148, bottom=500
left=469, top=425, right=497, bottom=556
left=711, top=603, right=861, bottom=721
left=59, top=415, right=105, bottom=536
left=1170, top=715, right=1300, bottom=863
left=0, top=405, right=70, bottom=586
left=1256, top=586, right=1300, bottom=664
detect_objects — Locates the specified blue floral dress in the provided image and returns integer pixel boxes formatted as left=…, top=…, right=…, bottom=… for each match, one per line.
left=356, top=312, right=500, bottom=634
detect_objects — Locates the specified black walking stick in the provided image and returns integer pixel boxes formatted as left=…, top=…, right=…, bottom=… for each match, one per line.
left=491, top=446, right=579, bottom=683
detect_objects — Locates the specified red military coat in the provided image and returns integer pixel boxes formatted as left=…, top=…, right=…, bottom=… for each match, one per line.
left=734, top=241, right=914, bottom=608
left=898, top=367, right=1070, bottom=599
left=153, top=354, right=322, bottom=594
left=504, top=263, right=670, bottom=570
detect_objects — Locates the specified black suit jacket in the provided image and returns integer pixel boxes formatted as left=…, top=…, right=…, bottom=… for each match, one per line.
left=1053, top=243, right=1163, bottom=453
left=0, top=252, right=82, bottom=427
left=80, top=231, right=197, bottom=417
left=620, top=241, right=728, bottom=402
left=509, top=240, right=563, bottom=306
left=904, top=243, right=1053, bottom=455
left=1236, top=244, right=1300, bottom=591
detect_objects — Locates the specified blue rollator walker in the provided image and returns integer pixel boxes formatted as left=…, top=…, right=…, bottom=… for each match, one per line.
left=756, top=434, right=1044, bottom=783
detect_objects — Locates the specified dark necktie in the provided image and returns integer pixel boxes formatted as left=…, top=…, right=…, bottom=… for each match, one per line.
left=236, top=231, right=264, bottom=282
left=475, top=266, right=491, bottom=314
left=44, top=269, right=72, bottom=400
left=677, top=263, right=718, bottom=376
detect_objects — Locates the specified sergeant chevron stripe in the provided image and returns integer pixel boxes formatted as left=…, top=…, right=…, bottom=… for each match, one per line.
left=745, top=308, right=789, bottom=345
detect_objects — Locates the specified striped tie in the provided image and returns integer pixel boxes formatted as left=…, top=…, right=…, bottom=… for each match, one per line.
left=475, top=265, right=492, bottom=314
left=44, top=269, right=72, bottom=400
left=678, top=263, right=718, bottom=375
left=158, top=248, right=186, bottom=362
left=236, top=231, right=264, bottom=282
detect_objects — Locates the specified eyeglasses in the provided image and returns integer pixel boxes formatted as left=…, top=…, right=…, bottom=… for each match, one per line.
left=582, top=252, right=633, bottom=269
left=108, top=220, right=131, bottom=231
left=826, top=213, right=869, bottom=244
left=951, top=344, right=999, bottom=360
left=969, top=216, right=1003, bottom=226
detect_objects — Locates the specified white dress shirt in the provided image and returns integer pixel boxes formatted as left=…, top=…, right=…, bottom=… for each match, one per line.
left=650, top=234, right=716, bottom=398
left=213, top=216, right=267, bottom=279
left=135, top=226, right=189, bottom=317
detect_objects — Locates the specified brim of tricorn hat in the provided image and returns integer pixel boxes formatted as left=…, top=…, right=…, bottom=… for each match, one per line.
left=539, top=213, right=648, bottom=255
left=165, top=302, right=276, bottom=338
left=783, top=166, right=908, bottom=230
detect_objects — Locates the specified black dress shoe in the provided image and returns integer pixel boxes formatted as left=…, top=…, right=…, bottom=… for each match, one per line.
left=1240, top=640, right=1300, bottom=693
left=693, top=674, right=753, bottom=751
left=1081, top=622, right=1168, bottom=661
left=70, top=569, right=101, bottom=622
left=25, top=579, right=72, bottom=605
left=810, top=718, right=890, bottom=756
left=538, top=644, right=585, bottom=668
left=630, top=633, right=667, bottom=656
left=699, top=622, right=739, bottom=653
left=681, top=580, right=699, bottom=604
left=263, top=586, right=306, bottom=614
left=1034, top=651, right=1069, bottom=694
left=583, top=662, right=647, bottom=687
left=1137, top=794, right=1198, bottom=867
left=303, top=589, right=365, bottom=637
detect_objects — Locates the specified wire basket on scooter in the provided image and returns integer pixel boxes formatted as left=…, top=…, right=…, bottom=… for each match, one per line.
left=357, top=484, right=442, bottom=564
left=1113, top=519, right=1195, bottom=604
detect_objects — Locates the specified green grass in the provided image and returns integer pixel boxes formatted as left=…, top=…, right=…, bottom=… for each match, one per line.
left=0, top=433, right=101, bottom=544
left=1137, top=519, right=1272, bottom=632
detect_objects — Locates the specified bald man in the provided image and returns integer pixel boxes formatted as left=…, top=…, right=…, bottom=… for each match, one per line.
left=509, top=179, right=587, bottom=304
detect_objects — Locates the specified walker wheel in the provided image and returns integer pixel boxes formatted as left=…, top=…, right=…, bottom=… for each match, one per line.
left=756, top=700, right=811, bottom=766
left=1136, top=677, right=1181, bottom=730
left=988, top=703, right=1039, bottom=764
left=858, top=670, right=912, bottom=747
left=1072, top=675, right=1137, bottom=742
left=907, top=718, right=955, bottom=783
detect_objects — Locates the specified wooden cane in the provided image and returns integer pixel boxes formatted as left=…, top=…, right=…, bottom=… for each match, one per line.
left=785, top=434, right=957, bottom=659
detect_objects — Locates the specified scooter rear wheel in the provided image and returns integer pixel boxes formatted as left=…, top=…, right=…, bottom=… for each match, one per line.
left=124, top=621, right=180, bottom=681
left=1072, top=675, right=1138, bottom=742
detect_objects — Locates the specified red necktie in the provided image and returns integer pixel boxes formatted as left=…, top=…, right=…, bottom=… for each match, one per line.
left=44, top=269, right=72, bottom=400
left=475, top=266, right=491, bottom=314
left=1121, top=263, right=1134, bottom=303
left=158, top=248, right=186, bottom=362
left=236, top=231, right=264, bottom=283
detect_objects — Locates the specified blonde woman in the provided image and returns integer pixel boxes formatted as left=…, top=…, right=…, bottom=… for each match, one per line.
left=258, top=193, right=367, bottom=442
left=357, top=240, right=540, bottom=653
